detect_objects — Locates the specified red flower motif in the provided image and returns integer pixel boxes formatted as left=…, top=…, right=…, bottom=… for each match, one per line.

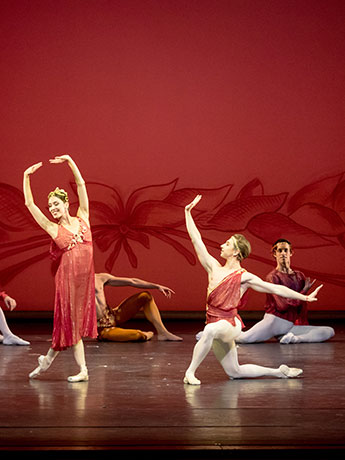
left=0, top=183, right=51, bottom=284
left=73, top=179, right=232, bottom=270
left=1, top=173, right=345, bottom=289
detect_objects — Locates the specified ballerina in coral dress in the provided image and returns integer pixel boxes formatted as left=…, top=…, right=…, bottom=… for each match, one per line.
left=23, top=155, right=97, bottom=382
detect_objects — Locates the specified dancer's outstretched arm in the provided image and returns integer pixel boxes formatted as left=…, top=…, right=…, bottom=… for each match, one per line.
left=97, top=273, right=174, bottom=298
left=50, top=155, right=89, bottom=224
left=185, top=195, right=219, bottom=273
left=23, top=163, right=56, bottom=237
left=243, top=272, right=322, bottom=302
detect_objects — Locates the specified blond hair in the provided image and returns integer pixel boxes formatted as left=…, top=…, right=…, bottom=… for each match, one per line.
left=231, top=234, right=251, bottom=261
left=48, top=187, right=69, bottom=203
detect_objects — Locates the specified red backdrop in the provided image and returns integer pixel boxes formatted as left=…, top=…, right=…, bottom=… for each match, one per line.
left=1, top=0, right=345, bottom=312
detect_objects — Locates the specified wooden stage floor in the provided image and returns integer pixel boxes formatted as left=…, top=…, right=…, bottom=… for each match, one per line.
left=1, top=318, right=345, bottom=459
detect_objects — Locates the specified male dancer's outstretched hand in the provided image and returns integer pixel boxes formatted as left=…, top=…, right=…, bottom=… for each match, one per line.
left=306, top=284, right=323, bottom=302
left=185, top=194, right=202, bottom=212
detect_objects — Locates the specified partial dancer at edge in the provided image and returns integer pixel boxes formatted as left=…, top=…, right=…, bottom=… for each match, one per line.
left=0, top=290, right=30, bottom=345
left=183, top=195, right=322, bottom=385
left=236, top=239, right=334, bottom=344
left=24, top=155, right=97, bottom=382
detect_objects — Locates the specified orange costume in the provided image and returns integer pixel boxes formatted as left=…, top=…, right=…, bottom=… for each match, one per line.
left=97, top=292, right=153, bottom=342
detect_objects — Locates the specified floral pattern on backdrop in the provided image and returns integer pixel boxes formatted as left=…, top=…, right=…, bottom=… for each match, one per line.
left=0, top=172, right=345, bottom=288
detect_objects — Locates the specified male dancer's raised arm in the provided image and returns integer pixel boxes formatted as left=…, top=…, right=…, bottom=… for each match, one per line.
left=185, top=195, right=219, bottom=274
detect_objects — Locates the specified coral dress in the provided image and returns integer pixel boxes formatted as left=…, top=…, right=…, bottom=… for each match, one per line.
left=50, top=217, right=97, bottom=351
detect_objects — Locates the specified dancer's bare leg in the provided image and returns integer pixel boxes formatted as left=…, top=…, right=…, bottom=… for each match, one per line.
left=141, top=292, right=182, bottom=341
left=236, top=314, right=293, bottom=343
left=29, top=347, right=59, bottom=379
left=280, top=324, right=335, bottom=344
left=212, top=337, right=302, bottom=379
left=0, top=308, right=30, bottom=346
left=68, top=339, right=88, bottom=382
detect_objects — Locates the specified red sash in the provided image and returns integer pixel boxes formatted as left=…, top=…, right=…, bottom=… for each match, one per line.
left=206, top=268, right=248, bottom=326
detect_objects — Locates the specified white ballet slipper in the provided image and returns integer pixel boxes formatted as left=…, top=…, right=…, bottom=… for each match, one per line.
left=67, top=367, right=89, bottom=383
left=29, top=365, right=42, bottom=379
left=29, top=355, right=52, bottom=379
left=183, top=373, right=201, bottom=385
left=279, top=364, right=303, bottom=378
left=3, top=334, right=30, bottom=346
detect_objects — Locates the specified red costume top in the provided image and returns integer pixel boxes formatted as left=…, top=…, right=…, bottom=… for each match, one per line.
left=206, top=268, right=248, bottom=327
left=264, top=269, right=308, bottom=325
left=50, top=217, right=97, bottom=351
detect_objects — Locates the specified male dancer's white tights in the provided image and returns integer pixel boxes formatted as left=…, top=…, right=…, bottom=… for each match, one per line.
left=236, top=313, right=335, bottom=344
left=184, top=318, right=302, bottom=385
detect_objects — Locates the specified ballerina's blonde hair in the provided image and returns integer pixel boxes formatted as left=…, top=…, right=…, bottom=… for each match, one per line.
left=48, top=187, right=69, bottom=203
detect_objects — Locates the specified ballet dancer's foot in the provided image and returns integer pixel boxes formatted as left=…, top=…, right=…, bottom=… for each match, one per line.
left=183, top=372, right=201, bottom=385
left=67, top=367, right=89, bottom=383
left=29, top=355, right=52, bottom=379
left=142, top=331, right=154, bottom=341
left=279, top=364, right=303, bottom=378
left=158, top=331, right=183, bottom=341
left=280, top=332, right=300, bottom=344
left=3, top=334, right=30, bottom=346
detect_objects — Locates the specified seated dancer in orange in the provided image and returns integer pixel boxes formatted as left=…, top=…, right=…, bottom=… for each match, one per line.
left=183, top=195, right=323, bottom=385
left=95, top=273, right=182, bottom=342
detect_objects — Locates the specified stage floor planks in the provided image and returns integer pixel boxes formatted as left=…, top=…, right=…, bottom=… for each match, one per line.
left=1, top=319, right=345, bottom=459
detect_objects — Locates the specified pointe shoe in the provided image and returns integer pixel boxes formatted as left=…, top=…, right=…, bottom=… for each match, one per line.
left=3, top=334, right=30, bottom=346
left=279, top=364, right=303, bottom=378
left=29, top=365, right=42, bottom=379
left=29, top=355, right=51, bottom=379
left=183, top=374, right=201, bottom=385
left=67, top=368, right=89, bottom=383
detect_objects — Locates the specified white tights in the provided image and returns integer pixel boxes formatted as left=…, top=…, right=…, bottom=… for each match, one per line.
left=236, top=313, right=335, bottom=344
left=29, top=339, right=88, bottom=381
left=184, top=318, right=302, bottom=385
left=0, top=308, right=30, bottom=345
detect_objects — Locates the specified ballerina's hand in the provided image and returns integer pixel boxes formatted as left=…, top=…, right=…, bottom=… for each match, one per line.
left=49, top=154, right=71, bottom=164
left=158, top=286, right=175, bottom=298
left=185, top=194, right=202, bottom=212
left=24, top=162, right=43, bottom=175
left=306, top=284, right=323, bottom=302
